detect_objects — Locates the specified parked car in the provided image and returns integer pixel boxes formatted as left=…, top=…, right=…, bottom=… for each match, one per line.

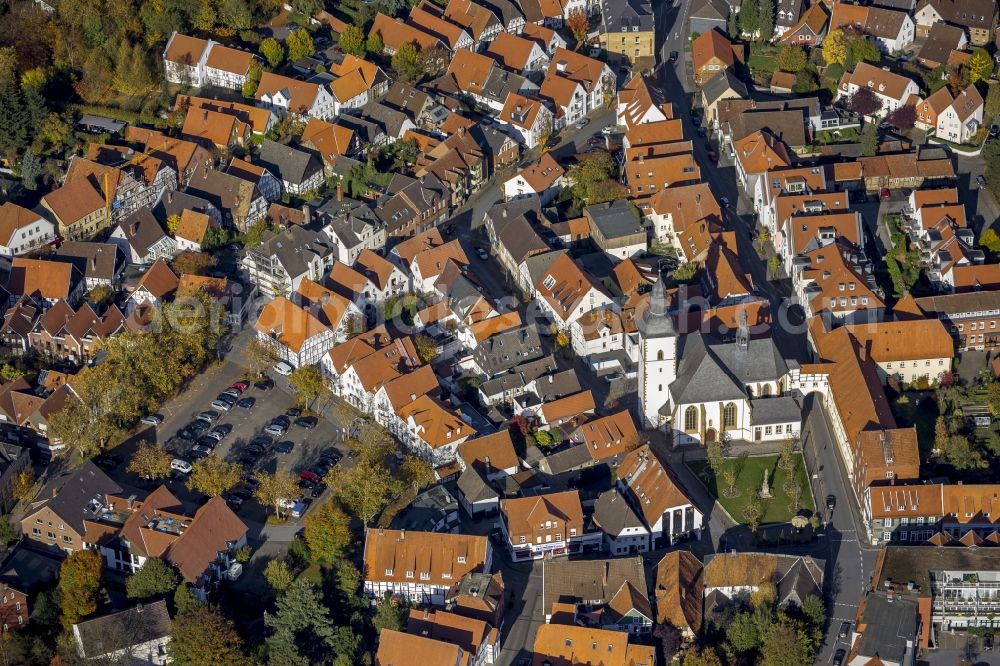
left=291, top=499, right=312, bottom=518
left=140, top=414, right=163, bottom=426
left=707, top=150, right=718, bottom=162
left=978, top=174, right=987, bottom=187
left=251, top=435, right=273, bottom=448
left=669, top=51, right=678, bottom=61
left=833, top=649, right=846, bottom=666
left=294, top=416, right=318, bottom=429
left=244, top=477, right=261, bottom=492
left=544, top=135, right=560, bottom=148
left=254, top=379, right=273, bottom=391
left=696, top=127, right=707, bottom=137
left=586, top=135, right=604, bottom=147
left=211, top=399, right=233, bottom=412
left=273, top=441, right=295, bottom=454
left=196, top=435, right=218, bottom=448
left=177, top=428, right=196, bottom=440
left=286, top=407, right=302, bottom=418
left=196, top=411, right=219, bottom=423
left=224, top=494, right=244, bottom=510
left=273, top=362, right=293, bottom=376
left=476, top=247, right=489, bottom=260
left=243, top=444, right=266, bottom=457
left=264, top=422, right=288, bottom=437
left=298, top=478, right=316, bottom=491
left=221, top=388, right=240, bottom=400
left=719, top=196, right=730, bottom=208
left=187, top=448, right=209, bottom=461
left=229, top=381, right=250, bottom=393
left=94, top=454, right=123, bottom=471
left=827, top=495, right=837, bottom=510
left=576, top=118, right=589, bottom=129
left=237, top=397, right=256, bottom=409
left=839, top=621, right=850, bottom=638
left=311, top=483, right=327, bottom=498
left=190, top=419, right=212, bottom=432
left=299, top=470, right=321, bottom=483
left=170, top=458, right=193, bottom=474
left=215, top=394, right=236, bottom=406
left=880, top=187, right=890, bottom=201
left=191, top=444, right=213, bottom=456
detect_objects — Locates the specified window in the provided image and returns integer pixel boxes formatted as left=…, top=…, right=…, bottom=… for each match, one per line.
left=570, top=528, right=577, bottom=536
left=519, top=535, right=526, bottom=543
left=775, top=424, right=783, bottom=434
left=542, top=275, right=556, bottom=289
left=723, top=403, right=736, bottom=429
left=684, top=406, right=698, bottom=431
left=385, top=568, right=393, bottom=576
left=405, top=571, right=414, bottom=578
left=31, top=528, right=39, bottom=537
left=420, top=572, right=430, bottom=580
left=765, top=426, right=772, bottom=435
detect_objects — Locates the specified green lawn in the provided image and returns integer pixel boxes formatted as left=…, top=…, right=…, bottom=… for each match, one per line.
left=816, top=127, right=861, bottom=144
left=688, top=454, right=815, bottom=526
left=748, top=54, right=777, bottom=74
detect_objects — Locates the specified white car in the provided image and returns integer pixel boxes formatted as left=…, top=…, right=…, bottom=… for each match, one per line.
left=140, top=414, right=163, bottom=427
left=264, top=423, right=288, bottom=437
left=274, top=361, right=293, bottom=376
left=170, top=458, right=193, bottom=474
left=210, top=400, right=233, bottom=412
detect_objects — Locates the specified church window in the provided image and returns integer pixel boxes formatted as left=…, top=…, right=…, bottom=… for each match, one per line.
left=657, top=350, right=664, bottom=361
left=761, top=384, right=771, bottom=397
left=684, top=407, right=697, bottom=431
left=723, top=403, right=736, bottom=429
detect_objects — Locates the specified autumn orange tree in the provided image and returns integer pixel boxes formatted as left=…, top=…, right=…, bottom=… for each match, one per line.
left=567, top=10, right=589, bottom=46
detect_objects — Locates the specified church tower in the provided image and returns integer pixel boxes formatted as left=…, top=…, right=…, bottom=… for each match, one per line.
left=637, top=271, right=677, bottom=428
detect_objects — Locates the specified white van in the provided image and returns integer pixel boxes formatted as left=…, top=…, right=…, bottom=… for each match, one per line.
left=170, top=458, right=193, bottom=474
left=273, top=362, right=293, bottom=376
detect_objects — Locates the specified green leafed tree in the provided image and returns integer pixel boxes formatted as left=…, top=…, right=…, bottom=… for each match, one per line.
left=327, top=456, right=399, bottom=525
left=169, top=605, right=250, bottom=666
left=776, top=45, right=806, bottom=73
left=187, top=457, right=242, bottom=497
left=367, top=31, right=384, bottom=54
left=968, top=48, right=994, bottom=84
left=980, top=228, right=1000, bottom=255
left=373, top=593, right=409, bottom=633
left=263, top=559, right=294, bottom=594
left=59, top=550, right=103, bottom=628
left=260, top=37, right=285, bottom=69
left=242, top=58, right=262, bottom=98
left=303, top=500, right=352, bottom=563
left=339, top=25, right=366, bottom=56
left=127, top=442, right=173, bottom=481
left=126, top=557, right=180, bottom=599
left=288, top=364, right=330, bottom=409
left=265, top=578, right=338, bottom=666
left=861, top=122, right=879, bottom=157
left=18, top=149, right=42, bottom=191
left=391, top=42, right=421, bottom=82
left=286, top=28, right=315, bottom=62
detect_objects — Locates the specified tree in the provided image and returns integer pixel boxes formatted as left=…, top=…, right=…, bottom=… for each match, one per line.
left=760, top=621, right=813, bottom=666
left=948, top=64, right=971, bottom=95
left=0, top=519, right=17, bottom=548
left=986, top=82, right=1000, bottom=118
left=166, top=213, right=182, bottom=235
left=373, top=593, right=409, bottom=633
left=260, top=37, right=285, bottom=68
left=793, top=69, right=819, bottom=93
left=187, top=457, right=242, bottom=497
left=126, top=558, right=180, bottom=599
left=327, top=457, right=399, bottom=525
left=417, top=46, right=451, bottom=79
left=242, top=58, right=263, bottom=98
left=934, top=414, right=950, bottom=451
left=86, top=284, right=115, bottom=307
left=800, top=594, right=826, bottom=629
left=413, top=333, right=439, bottom=363
left=943, top=434, right=988, bottom=471
left=367, top=31, right=384, bottom=55
left=566, top=150, right=627, bottom=206
left=35, top=113, right=72, bottom=155
left=726, top=603, right=772, bottom=654
left=885, top=105, right=916, bottom=130
left=739, top=0, right=760, bottom=40
left=264, top=559, right=294, bottom=594
left=391, top=42, right=421, bottom=82
left=779, top=437, right=796, bottom=473
left=303, top=501, right=352, bottom=563
left=399, top=456, right=435, bottom=493
left=254, top=470, right=300, bottom=517
left=18, top=149, right=42, bottom=191
left=173, top=583, right=201, bottom=616
left=128, top=442, right=173, bottom=481
left=286, top=28, right=315, bottom=62
left=10, top=468, right=33, bottom=503
left=59, top=550, right=102, bottom=628
left=727, top=7, right=739, bottom=37
left=969, top=48, right=994, bottom=84
left=850, top=88, right=883, bottom=117
left=217, top=0, right=253, bottom=31
left=776, top=45, right=806, bottom=73
left=861, top=122, right=879, bottom=157
left=822, top=28, right=848, bottom=67
left=849, top=37, right=881, bottom=66
left=288, top=364, right=329, bottom=408
left=169, top=605, right=249, bottom=666
left=743, top=494, right=764, bottom=532
left=982, top=228, right=1000, bottom=255
left=684, top=647, right=724, bottom=666
left=245, top=337, right=280, bottom=378
left=566, top=9, right=589, bottom=45
left=759, top=0, right=775, bottom=41
left=193, top=0, right=218, bottom=31
left=722, top=469, right=738, bottom=497
left=339, top=25, right=366, bottom=56
left=171, top=251, right=216, bottom=276
left=0, top=79, right=27, bottom=159
left=673, top=261, right=698, bottom=282
left=354, top=423, right=395, bottom=463
left=654, top=622, right=682, bottom=663
left=265, top=578, right=338, bottom=666
left=752, top=581, right=777, bottom=608
left=707, top=441, right=724, bottom=474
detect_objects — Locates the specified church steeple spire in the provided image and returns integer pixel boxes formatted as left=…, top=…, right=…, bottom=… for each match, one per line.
left=638, top=270, right=676, bottom=338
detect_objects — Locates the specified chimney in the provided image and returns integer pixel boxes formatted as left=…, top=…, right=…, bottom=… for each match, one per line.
left=301, top=204, right=311, bottom=225
left=203, top=110, right=209, bottom=121
left=91, top=257, right=97, bottom=271
left=400, top=529, right=405, bottom=540
left=166, top=191, right=173, bottom=204
left=336, top=183, right=344, bottom=201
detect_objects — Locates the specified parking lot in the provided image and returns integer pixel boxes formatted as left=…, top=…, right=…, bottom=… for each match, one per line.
left=95, top=342, right=352, bottom=528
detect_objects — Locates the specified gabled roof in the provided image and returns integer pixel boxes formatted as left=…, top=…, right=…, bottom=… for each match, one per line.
left=132, top=259, right=179, bottom=300
left=164, top=33, right=210, bottom=65
left=26, top=460, right=122, bottom=536
left=73, top=599, right=171, bottom=660
left=0, top=203, right=47, bottom=246
left=534, top=254, right=605, bottom=320
left=398, top=394, right=477, bottom=447
left=255, top=296, right=329, bottom=353
left=654, top=550, right=704, bottom=633
left=255, top=72, right=322, bottom=115
left=617, top=445, right=697, bottom=527
left=733, top=129, right=792, bottom=175
left=458, top=429, right=519, bottom=473
left=486, top=32, right=540, bottom=70
left=692, top=28, right=738, bottom=72
left=575, top=410, right=639, bottom=462
left=508, top=152, right=564, bottom=192
left=843, top=62, right=918, bottom=102
left=363, top=528, right=488, bottom=586
left=376, top=629, right=469, bottom=666
left=8, top=258, right=79, bottom=301
left=531, top=624, right=655, bottom=666
left=166, top=496, right=247, bottom=584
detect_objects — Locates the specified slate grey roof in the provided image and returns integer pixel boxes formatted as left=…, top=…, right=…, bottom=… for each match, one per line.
left=593, top=489, right=646, bottom=537
left=473, top=324, right=544, bottom=376
left=702, top=70, right=748, bottom=106
left=533, top=369, right=583, bottom=402
left=53, top=242, right=124, bottom=283
left=749, top=395, right=801, bottom=425
left=521, top=249, right=568, bottom=285
left=726, top=110, right=807, bottom=147
left=855, top=593, right=918, bottom=664
left=689, top=0, right=730, bottom=21
left=257, top=140, right=323, bottom=187
left=354, top=102, right=412, bottom=139
left=540, top=443, right=594, bottom=474
left=637, top=272, right=676, bottom=339
left=670, top=333, right=790, bottom=405
left=28, top=460, right=123, bottom=537
left=315, top=197, right=383, bottom=249
left=457, top=466, right=499, bottom=504
left=480, top=0, right=524, bottom=27
left=498, top=214, right=550, bottom=265
left=775, top=555, right=823, bottom=606
left=485, top=195, right=543, bottom=235
left=601, top=0, right=655, bottom=33
left=153, top=190, right=219, bottom=223
left=382, top=82, right=433, bottom=121
left=0, top=545, right=61, bottom=591
left=73, top=599, right=171, bottom=660
left=117, top=208, right=169, bottom=259
left=543, top=557, right=648, bottom=606
left=584, top=199, right=645, bottom=240
left=480, top=354, right=558, bottom=398
left=256, top=224, right=334, bottom=278
left=389, top=484, right=458, bottom=531
left=774, top=0, right=803, bottom=30
left=435, top=261, right=488, bottom=321
left=334, top=114, right=384, bottom=145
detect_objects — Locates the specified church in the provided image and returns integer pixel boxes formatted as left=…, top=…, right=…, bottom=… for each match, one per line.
left=638, top=273, right=802, bottom=446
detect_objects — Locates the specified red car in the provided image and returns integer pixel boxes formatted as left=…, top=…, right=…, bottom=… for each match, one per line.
left=880, top=188, right=890, bottom=201
left=299, top=470, right=321, bottom=483
left=229, top=381, right=250, bottom=394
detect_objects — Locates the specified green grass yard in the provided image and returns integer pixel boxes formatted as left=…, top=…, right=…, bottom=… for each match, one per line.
left=688, top=453, right=815, bottom=525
